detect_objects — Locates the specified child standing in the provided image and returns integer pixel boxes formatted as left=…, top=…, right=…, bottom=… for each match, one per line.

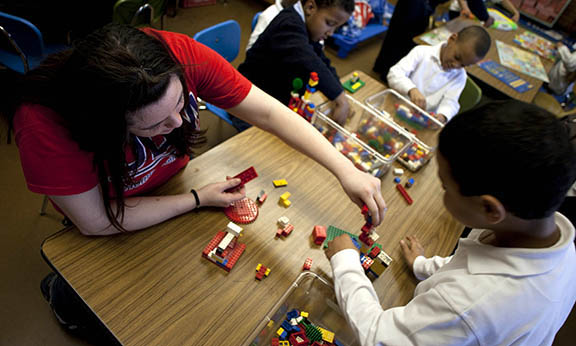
left=237, top=0, right=353, bottom=126
left=325, top=100, right=576, bottom=345
left=387, top=25, right=491, bottom=123
left=246, top=0, right=299, bottom=51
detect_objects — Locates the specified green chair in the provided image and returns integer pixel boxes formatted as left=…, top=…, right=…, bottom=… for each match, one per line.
left=113, top=0, right=167, bottom=28
left=458, top=76, right=482, bottom=114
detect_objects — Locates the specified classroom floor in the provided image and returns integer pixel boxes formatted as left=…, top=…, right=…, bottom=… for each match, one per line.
left=0, top=1, right=573, bottom=344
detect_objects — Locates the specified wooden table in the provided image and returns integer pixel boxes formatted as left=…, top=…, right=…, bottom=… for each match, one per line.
left=42, top=71, right=463, bottom=345
left=414, top=18, right=555, bottom=103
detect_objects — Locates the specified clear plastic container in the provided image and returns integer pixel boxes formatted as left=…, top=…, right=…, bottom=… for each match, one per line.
left=312, top=94, right=412, bottom=177
left=365, top=89, right=444, bottom=171
left=243, top=272, right=359, bottom=346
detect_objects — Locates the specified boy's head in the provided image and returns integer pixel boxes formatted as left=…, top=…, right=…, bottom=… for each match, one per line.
left=437, top=100, right=576, bottom=227
left=440, top=26, right=491, bottom=70
left=302, top=0, right=353, bottom=42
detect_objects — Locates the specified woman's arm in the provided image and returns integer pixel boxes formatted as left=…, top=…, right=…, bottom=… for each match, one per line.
left=50, top=179, right=245, bottom=236
left=228, top=85, right=387, bottom=225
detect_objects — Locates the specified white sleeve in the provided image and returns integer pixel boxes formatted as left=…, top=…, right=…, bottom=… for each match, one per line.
left=387, top=47, right=423, bottom=95
left=246, top=9, right=275, bottom=51
left=331, top=250, right=475, bottom=346
left=413, top=255, right=453, bottom=281
left=558, top=45, right=576, bottom=72
left=436, top=71, right=467, bottom=120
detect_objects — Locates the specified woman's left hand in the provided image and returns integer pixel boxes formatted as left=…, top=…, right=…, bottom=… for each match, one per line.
left=337, top=167, right=387, bottom=226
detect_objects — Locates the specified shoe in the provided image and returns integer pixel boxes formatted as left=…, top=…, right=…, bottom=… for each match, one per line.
left=40, top=272, right=57, bottom=302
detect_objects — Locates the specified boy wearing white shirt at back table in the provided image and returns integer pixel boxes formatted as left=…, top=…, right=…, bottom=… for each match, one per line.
left=387, top=25, right=491, bottom=123
left=246, top=0, right=299, bottom=51
left=325, top=100, right=576, bottom=346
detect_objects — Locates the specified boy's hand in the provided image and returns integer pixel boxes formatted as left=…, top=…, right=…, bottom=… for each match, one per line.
left=483, top=16, right=495, bottom=28
left=332, top=92, right=351, bottom=125
left=400, top=236, right=425, bottom=269
left=511, top=11, right=520, bottom=22
left=324, top=234, right=359, bottom=260
left=408, top=88, right=427, bottom=110
left=434, top=113, right=448, bottom=124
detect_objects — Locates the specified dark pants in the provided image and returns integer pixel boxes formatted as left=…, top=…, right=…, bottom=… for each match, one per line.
left=45, top=273, right=120, bottom=345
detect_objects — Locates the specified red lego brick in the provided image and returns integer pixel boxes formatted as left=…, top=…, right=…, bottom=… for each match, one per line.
left=225, top=166, right=258, bottom=192
left=312, top=225, right=327, bottom=245
left=359, top=232, right=374, bottom=247
left=271, top=338, right=280, bottom=346
left=282, top=224, right=294, bottom=236
left=289, top=330, right=309, bottom=346
left=276, top=228, right=284, bottom=237
left=361, top=222, right=373, bottom=234
left=223, top=243, right=246, bottom=272
left=361, top=257, right=374, bottom=270
left=368, top=246, right=381, bottom=259
left=302, top=257, right=313, bottom=271
left=396, top=183, right=413, bottom=205
left=202, top=231, right=226, bottom=257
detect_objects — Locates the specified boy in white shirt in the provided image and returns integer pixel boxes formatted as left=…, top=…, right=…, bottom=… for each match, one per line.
left=326, top=100, right=576, bottom=346
left=387, top=26, right=491, bottom=123
left=548, top=42, right=576, bottom=96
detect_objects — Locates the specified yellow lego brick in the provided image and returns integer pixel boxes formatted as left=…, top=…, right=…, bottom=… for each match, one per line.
left=265, top=268, right=271, bottom=276
left=351, top=82, right=362, bottom=90
left=300, top=311, right=309, bottom=318
left=256, top=263, right=262, bottom=271
left=318, top=327, right=335, bottom=343
left=281, top=199, right=291, bottom=208
left=276, top=327, right=285, bottom=336
left=280, top=192, right=291, bottom=201
left=279, top=341, right=289, bottom=346
left=267, top=320, right=275, bottom=328
left=273, top=179, right=288, bottom=187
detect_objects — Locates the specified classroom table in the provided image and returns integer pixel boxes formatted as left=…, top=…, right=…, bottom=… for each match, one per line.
left=414, top=18, right=555, bottom=103
left=41, top=71, right=464, bottom=345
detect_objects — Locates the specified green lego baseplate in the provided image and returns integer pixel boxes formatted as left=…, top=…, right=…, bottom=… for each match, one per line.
left=322, top=225, right=382, bottom=253
left=342, top=78, right=365, bottom=93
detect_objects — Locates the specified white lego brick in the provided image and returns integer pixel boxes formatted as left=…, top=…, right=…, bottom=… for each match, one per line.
left=393, top=168, right=404, bottom=176
left=226, top=222, right=243, bottom=237
left=217, top=232, right=235, bottom=251
left=278, top=216, right=290, bottom=227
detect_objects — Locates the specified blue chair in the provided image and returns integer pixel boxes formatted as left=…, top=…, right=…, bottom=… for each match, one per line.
left=251, top=12, right=261, bottom=32
left=0, top=11, right=47, bottom=73
left=193, top=20, right=241, bottom=126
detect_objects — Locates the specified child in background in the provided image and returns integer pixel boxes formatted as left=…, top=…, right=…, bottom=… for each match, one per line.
left=387, top=26, right=490, bottom=123
left=325, top=100, right=576, bottom=345
left=246, top=0, right=299, bottom=51
left=548, top=42, right=576, bottom=97
left=449, top=0, right=520, bottom=23
left=237, top=0, right=353, bottom=126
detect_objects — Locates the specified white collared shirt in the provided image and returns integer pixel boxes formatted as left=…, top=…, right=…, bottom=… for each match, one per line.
left=246, top=0, right=284, bottom=51
left=387, top=43, right=467, bottom=121
left=331, top=213, right=576, bottom=346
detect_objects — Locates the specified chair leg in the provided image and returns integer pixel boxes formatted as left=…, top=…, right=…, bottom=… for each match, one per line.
left=40, top=195, right=49, bottom=216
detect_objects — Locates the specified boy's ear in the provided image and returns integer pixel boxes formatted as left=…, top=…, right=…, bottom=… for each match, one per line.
left=303, top=0, right=317, bottom=16
left=448, top=33, right=458, bottom=44
left=480, top=195, right=506, bottom=224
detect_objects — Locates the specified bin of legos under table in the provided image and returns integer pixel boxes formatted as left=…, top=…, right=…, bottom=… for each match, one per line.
left=365, top=89, right=445, bottom=171
left=311, top=94, right=412, bottom=177
left=244, top=271, right=359, bottom=346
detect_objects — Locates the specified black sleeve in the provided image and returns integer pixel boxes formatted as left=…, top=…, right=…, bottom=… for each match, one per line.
left=467, top=0, right=489, bottom=21
left=266, top=17, right=344, bottom=100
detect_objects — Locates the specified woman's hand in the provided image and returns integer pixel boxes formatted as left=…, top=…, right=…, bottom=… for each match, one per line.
left=337, top=167, right=387, bottom=226
left=332, top=92, right=351, bottom=125
left=196, top=178, right=246, bottom=208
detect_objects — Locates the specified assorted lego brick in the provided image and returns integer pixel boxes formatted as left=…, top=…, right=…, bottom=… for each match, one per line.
left=269, top=309, right=344, bottom=346
left=311, top=225, right=327, bottom=245
left=224, top=197, right=259, bottom=223
left=342, top=72, right=365, bottom=93
left=257, top=189, right=268, bottom=204
left=225, top=166, right=258, bottom=192
left=273, top=179, right=288, bottom=188
left=302, top=257, right=313, bottom=271
left=279, top=191, right=292, bottom=208
left=397, top=142, right=431, bottom=172
left=202, top=222, right=246, bottom=272
left=255, top=263, right=271, bottom=281
left=289, top=72, right=319, bottom=122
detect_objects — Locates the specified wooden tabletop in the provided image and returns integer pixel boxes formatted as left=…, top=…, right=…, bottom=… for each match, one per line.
left=414, top=18, right=555, bottom=103
left=42, top=71, right=464, bottom=345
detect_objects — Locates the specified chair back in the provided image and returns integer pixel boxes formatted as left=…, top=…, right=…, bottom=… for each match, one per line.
left=193, top=20, right=241, bottom=62
left=0, top=11, right=44, bottom=73
left=251, top=12, right=261, bottom=32
left=458, top=76, right=482, bottom=114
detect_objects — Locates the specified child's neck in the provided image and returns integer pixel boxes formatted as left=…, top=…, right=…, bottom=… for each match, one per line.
left=482, top=216, right=561, bottom=249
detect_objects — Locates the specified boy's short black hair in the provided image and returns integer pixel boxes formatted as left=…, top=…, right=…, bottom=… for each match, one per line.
left=438, top=100, right=576, bottom=219
left=313, top=0, right=354, bottom=13
left=457, top=26, right=491, bottom=58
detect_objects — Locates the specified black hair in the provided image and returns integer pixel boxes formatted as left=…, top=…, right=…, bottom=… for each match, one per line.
left=438, top=100, right=576, bottom=219
left=0, top=23, right=201, bottom=231
left=307, top=0, right=354, bottom=13
left=457, top=26, right=491, bottom=58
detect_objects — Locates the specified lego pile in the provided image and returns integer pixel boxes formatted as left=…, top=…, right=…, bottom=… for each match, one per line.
left=397, top=142, right=431, bottom=172
left=394, top=104, right=433, bottom=132
left=356, top=115, right=409, bottom=159
left=270, top=309, right=344, bottom=346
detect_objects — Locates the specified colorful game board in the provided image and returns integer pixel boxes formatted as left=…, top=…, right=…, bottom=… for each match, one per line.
left=514, top=30, right=558, bottom=62
left=420, top=25, right=452, bottom=46
left=496, top=40, right=549, bottom=82
left=487, top=8, right=517, bottom=31
left=478, top=60, right=534, bottom=93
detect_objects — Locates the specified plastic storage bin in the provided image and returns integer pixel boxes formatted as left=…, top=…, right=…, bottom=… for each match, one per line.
left=243, top=272, right=359, bottom=346
left=365, top=89, right=444, bottom=171
left=312, top=94, right=412, bottom=177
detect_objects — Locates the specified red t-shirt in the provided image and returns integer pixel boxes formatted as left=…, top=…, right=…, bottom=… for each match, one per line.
left=14, top=28, right=252, bottom=197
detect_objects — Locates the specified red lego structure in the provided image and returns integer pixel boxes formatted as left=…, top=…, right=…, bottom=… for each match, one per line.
left=202, top=229, right=246, bottom=272
left=224, top=197, right=259, bottom=224
left=312, top=225, right=327, bottom=245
